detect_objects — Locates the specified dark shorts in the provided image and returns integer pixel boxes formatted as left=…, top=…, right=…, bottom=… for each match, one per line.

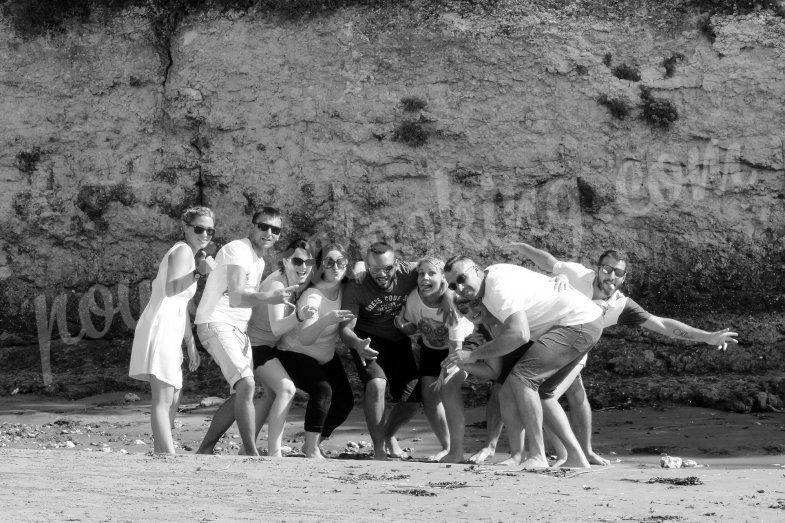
left=510, top=317, right=604, bottom=399
left=350, top=330, right=421, bottom=403
left=252, top=344, right=278, bottom=369
left=418, top=338, right=449, bottom=379
left=494, top=342, right=533, bottom=384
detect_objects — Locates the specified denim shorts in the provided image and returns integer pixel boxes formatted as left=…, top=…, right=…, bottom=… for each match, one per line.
left=197, top=322, right=253, bottom=392
left=510, top=317, right=603, bottom=399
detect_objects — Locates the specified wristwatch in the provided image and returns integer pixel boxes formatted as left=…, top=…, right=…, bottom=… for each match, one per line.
left=193, top=270, right=202, bottom=280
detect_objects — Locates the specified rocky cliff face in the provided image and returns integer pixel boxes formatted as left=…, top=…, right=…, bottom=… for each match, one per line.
left=0, top=2, right=783, bottom=409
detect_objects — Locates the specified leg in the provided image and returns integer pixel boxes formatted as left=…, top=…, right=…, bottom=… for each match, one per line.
left=254, top=359, right=296, bottom=457
left=170, top=387, right=181, bottom=430
left=233, top=376, right=260, bottom=456
left=505, top=375, right=549, bottom=469
left=440, top=369, right=469, bottom=463
left=384, top=401, right=419, bottom=457
left=498, top=383, right=525, bottom=466
left=421, top=376, right=450, bottom=461
left=253, top=390, right=274, bottom=441
left=320, top=355, right=355, bottom=440
left=564, top=374, right=609, bottom=465
left=151, top=377, right=176, bottom=454
left=541, top=396, right=589, bottom=468
left=196, top=395, right=236, bottom=454
left=363, top=378, right=388, bottom=460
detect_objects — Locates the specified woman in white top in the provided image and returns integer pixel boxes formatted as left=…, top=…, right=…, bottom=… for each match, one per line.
left=129, top=206, right=216, bottom=454
left=275, top=243, right=356, bottom=458
left=246, top=239, right=315, bottom=457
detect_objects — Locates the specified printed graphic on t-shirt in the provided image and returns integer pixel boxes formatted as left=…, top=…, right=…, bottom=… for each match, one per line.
left=418, top=317, right=449, bottom=348
left=363, top=293, right=407, bottom=318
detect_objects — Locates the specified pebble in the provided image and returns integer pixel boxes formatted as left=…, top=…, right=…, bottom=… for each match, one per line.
left=200, top=397, right=225, bottom=407
left=133, top=440, right=146, bottom=445
left=119, top=449, right=129, bottom=454
left=124, top=393, right=141, bottom=402
left=661, top=455, right=683, bottom=468
left=65, top=441, right=76, bottom=448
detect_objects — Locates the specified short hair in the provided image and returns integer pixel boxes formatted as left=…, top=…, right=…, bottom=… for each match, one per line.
left=277, top=238, right=313, bottom=273
left=366, top=241, right=394, bottom=257
left=181, top=206, right=215, bottom=225
left=252, top=206, right=281, bottom=223
left=417, top=255, right=445, bottom=274
left=444, top=255, right=474, bottom=273
left=597, top=249, right=629, bottom=267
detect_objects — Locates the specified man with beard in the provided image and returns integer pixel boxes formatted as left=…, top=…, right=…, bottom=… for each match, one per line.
left=445, top=256, right=603, bottom=469
left=340, top=242, right=420, bottom=460
left=195, top=207, right=299, bottom=456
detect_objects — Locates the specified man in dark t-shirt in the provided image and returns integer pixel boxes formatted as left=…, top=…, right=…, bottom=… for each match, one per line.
left=340, top=242, right=420, bottom=460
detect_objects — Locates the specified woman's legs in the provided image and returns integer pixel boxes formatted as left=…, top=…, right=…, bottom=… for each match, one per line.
left=253, top=359, right=295, bottom=457
left=421, top=375, right=449, bottom=461
left=320, top=355, right=355, bottom=440
left=151, top=377, right=177, bottom=454
left=169, top=387, right=181, bottom=430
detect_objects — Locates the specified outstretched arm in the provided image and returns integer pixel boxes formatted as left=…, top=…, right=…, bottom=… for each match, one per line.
left=506, top=241, right=559, bottom=272
left=642, top=315, right=738, bottom=351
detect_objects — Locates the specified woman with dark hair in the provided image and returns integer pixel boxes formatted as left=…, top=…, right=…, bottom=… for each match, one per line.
left=246, top=238, right=315, bottom=456
left=274, top=243, right=356, bottom=458
left=129, top=206, right=217, bottom=454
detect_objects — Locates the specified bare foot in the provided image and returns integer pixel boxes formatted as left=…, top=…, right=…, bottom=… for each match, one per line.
left=302, top=446, right=325, bottom=459
left=468, top=446, right=495, bottom=464
left=551, top=456, right=567, bottom=468
left=385, top=437, right=404, bottom=457
left=521, top=457, right=550, bottom=470
left=267, top=449, right=283, bottom=458
left=587, top=451, right=610, bottom=466
left=373, top=449, right=390, bottom=461
left=428, top=449, right=450, bottom=462
left=560, top=457, right=591, bottom=469
left=438, top=451, right=465, bottom=464
left=497, top=455, right=522, bottom=467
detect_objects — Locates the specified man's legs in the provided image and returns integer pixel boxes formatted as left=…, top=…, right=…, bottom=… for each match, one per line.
left=468, top=382, right=504, bottom=464
left=564, top=375, right=609, bottom=465
left=363, top=377, right=388, bottom=460
left=197, top=395, right=236, bottom=454
left=440, top=369, right=469, bottom=463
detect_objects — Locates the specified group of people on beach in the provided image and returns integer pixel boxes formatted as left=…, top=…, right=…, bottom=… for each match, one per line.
left=129, top=205, right=738, bottom=469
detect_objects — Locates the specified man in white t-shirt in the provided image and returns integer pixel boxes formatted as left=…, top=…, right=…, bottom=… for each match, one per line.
left=500, top=242, right=738, bottom=464
left=195, top=207, right=299, bottom=456
left=445, top=256, right=604, bottom=469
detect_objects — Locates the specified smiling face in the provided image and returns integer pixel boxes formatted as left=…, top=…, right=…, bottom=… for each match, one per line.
left=284, top=247, right=314, bottom=286
left=183, top=215, right=215, bottom=251
left=250, top=214, right=282, bottom=253
left=322, top=249, right=348, bottom=283
left=417, top=262, right=444, bottom=300
left=594, top=255, right=627, bottom=299
left=444, top=259, right=483, bottom=299
left=366, top=250, right=396, bottom=290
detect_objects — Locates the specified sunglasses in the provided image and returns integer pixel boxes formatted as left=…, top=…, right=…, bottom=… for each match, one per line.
left=254, top=222, right=282, bottom=235
left=290, top=257, right=315, bottom=267
left=189, top=225, right=215, bottom=236
left=368, top=264, right=396, bottom=275
left=447, top=266, right=478, bottom=291
left=324, top=257, right=348, bottom=269
left=598, top=264, right=626, bottom=278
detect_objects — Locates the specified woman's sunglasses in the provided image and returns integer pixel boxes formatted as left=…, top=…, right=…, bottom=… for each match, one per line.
left=255, top=222, right=282, bottom=235
left=324, top=257, right=348, bottom=269
left=189, top=225, right=215, bottom=236
left=290, top=257, right=315, bottom=267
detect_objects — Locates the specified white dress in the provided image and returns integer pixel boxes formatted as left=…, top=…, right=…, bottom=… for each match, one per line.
left=129, top=242, right=196, bottom=389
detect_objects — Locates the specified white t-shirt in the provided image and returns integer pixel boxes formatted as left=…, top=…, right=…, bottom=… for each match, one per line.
left=246, top=272, right=287, bottom=347
left=482, top=264, right=601, bottom=340
left=277, top=287, right=342, bottom=364
left=402, top=290, right=475, bottom=350
left=195, top=238, right=265, bottom=329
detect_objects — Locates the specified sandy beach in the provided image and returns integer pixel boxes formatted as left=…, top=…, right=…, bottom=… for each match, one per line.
left=2, top=392, right=784, bottom=521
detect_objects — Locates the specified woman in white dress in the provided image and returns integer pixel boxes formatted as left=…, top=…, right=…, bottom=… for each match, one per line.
left=129, top=206, right=216, bottom=454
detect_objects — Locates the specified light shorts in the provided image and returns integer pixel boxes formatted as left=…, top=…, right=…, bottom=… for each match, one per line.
left=197, top=322, right=253, bottom=393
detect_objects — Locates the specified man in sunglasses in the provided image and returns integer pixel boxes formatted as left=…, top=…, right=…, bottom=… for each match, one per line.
left=339, top=241, right=421, bottom=460
left=195, top=207, right=300, bottom=456
left=445, top=255, right=604, bottom=469
left=488, top=242, right=738, bottom=464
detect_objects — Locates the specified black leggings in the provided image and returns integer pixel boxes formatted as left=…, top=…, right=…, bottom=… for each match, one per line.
left=274, top=350, right=354, bottom=438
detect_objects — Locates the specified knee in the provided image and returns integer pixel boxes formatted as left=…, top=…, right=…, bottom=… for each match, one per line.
left=313, top=381, right=333, bottom=403
left=277, top=380, right=296, bottom=400
left=234, top=377, right=256, bottom=399
left=365, top=379, right=386, bottom=401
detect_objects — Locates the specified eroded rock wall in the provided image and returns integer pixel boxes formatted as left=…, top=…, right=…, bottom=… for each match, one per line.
left=0, top=3, right=783, bottom=406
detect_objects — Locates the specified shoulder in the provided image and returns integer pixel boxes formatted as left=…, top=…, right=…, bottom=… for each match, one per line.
left=167, top=242, right=192, bottom=264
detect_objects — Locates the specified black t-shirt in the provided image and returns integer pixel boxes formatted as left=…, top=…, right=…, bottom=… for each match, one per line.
left=342, top=261, right=418, bottom=341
